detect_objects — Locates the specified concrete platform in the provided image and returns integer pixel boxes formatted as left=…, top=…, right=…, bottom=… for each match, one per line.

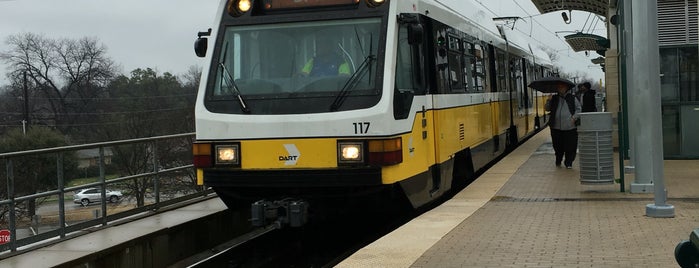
left=337, top=129, right=699, bottom=267
left=0, top=197, right=231, bottom=268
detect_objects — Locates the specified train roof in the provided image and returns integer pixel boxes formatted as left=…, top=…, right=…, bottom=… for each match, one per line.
left=501, top=26, right=553, bottom=67
left=404, top=0, right=507, bottom=48
left=399, top=0, right=553, bottom=67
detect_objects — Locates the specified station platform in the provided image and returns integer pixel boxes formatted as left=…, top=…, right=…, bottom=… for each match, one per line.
left=337, top=129, right=699, bottom=267
left=0, top=196, right=231, bottom=268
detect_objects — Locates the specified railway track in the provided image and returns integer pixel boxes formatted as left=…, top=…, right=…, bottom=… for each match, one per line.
left=169, top=199, right=419, bottom=268
left=169, top=222, right=282, bottom=268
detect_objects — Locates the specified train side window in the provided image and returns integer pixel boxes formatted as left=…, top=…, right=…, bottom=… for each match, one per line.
left=472, top=43, right=487, bottom=92
left=510, top=57, right=524, bottom=110
left=496, top=50, right=507, bottom=92
left=434, top=27, right=450, bottom=93
left=395, top=25, right=425, bottom=94
left=462, top=40, right=474, bottom=93
left=447, top=35, right=465, bottom=92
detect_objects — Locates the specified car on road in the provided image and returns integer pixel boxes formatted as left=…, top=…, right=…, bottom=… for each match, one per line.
left=73, top=188, right=123, bottom=206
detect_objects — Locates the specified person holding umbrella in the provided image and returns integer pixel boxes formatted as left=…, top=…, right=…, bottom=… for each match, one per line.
left=545, top=82, right=582, bottom=169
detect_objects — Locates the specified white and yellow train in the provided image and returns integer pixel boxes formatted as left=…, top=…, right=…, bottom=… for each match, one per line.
left=192, top=0, right=554, bottom=226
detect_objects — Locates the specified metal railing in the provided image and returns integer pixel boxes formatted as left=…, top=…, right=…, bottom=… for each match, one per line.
left=0, top=133, right=211, bottom=257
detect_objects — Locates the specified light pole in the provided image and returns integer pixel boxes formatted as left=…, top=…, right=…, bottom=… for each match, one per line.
left=630, top=0, right=674, bottom=217
left=22, top=71, right=29, bottom=135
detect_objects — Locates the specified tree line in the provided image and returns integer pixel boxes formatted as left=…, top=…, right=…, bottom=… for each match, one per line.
left=0, top=32, right=200, bottom=144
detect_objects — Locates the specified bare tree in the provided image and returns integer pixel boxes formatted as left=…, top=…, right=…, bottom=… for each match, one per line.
left=0, top=33, right=118, bottom=139
left=181, top=65, right=202, bottom=90
left=98, top=68, right=198, bottom=206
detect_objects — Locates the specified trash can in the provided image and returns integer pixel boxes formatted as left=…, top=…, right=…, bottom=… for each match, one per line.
left=578, top=112, right=614, bottom=184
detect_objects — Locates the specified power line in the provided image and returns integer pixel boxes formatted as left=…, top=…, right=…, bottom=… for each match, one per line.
left=0, top=93, right=196, bottom=101
left=0, top=106, right=192, bottom=117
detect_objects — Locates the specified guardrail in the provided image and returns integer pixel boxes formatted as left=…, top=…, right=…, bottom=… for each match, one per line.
left=0, top=133, right=209, bottom=257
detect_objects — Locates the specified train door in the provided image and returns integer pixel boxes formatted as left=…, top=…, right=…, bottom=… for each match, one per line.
left=395, top=15, right=440, bottom=202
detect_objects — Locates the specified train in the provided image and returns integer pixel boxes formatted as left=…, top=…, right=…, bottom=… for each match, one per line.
left=192, top=0, right=555, bottom=227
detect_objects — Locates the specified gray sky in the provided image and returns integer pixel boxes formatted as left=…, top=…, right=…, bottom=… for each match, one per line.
left=479, top=0, right=607, bottom=84
left=0, top=0, right=220, bottom=85
left=0, top=0, right=605, bottom=86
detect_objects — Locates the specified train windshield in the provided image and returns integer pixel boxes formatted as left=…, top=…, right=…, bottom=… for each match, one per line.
left=208, top=18, right=382, bottom=114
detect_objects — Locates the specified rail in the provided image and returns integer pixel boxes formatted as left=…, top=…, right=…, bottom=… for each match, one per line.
left=0, top=133, right=208, bottom=257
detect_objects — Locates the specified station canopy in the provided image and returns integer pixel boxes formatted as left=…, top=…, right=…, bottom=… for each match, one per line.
left=530, top=0, right=610, bottom=17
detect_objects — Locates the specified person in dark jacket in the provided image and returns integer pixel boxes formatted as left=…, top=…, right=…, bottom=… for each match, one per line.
left=577, top=82, right=597, bottom=112
left=545, top=83, right=581, bottom=169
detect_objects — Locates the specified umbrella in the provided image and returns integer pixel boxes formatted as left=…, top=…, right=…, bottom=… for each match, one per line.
left=528, top=77, right=575, bottom=93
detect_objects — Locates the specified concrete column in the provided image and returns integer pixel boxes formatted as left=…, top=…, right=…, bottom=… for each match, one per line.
left=630, top=0, right=674, bottom=217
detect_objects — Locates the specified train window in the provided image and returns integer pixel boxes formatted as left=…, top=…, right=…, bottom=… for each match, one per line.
left=448, top=48, right=464, bottom=92
left=496, top=50, right=507, bottom=92
left=434, top=28, right=450, bottom=93
left=444, top=34, right=464, bottom=92
left=472, top=43, right=486, bottom=92
left=395, top=24, right=425, bottom=119
left=462, top=41, right=474, bottom=92
left=525, top=62, right=535, bottom=108
left=510, top=57, right=524, bottom=110
left=395, top=25, right=425, bottom=94
left=211, top=18, right=381, bottom=98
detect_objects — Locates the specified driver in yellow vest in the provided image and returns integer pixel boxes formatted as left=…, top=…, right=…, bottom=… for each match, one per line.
left=300, top=39, right=350, bottom=77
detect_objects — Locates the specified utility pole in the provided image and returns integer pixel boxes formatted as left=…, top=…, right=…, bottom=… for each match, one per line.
left=630, top=0, right=674, bottom=217
left=22, top=71, right=30, bottom=135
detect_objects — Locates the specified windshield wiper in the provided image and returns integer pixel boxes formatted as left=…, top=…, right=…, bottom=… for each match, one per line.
left=329, top=54, right=375, bottom=111
left=218, top=62, right=251, bottom=114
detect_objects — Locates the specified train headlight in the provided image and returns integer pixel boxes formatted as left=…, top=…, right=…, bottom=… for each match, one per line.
left=228, top=0, right=251, bottom=17
left=366, top=0, right=385, bottom=8
left=238, top=0, right=252, bottom=12
left=338, top=141, right=364, bottom=165
left=215, top=144, right=240, bottom=166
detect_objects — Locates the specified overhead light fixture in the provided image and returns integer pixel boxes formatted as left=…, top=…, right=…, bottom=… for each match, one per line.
left=562, top=10, right=572, bottom=24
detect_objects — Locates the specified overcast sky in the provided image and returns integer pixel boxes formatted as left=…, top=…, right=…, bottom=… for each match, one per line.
left=478, top=0, right=607, bottom=84
left=0, top=0, right=605, bottom=87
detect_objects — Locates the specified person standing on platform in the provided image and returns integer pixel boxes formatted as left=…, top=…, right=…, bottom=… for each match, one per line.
left=545, top=83, right=582, bottom=169
left=577, top=82, right=597, bottom=112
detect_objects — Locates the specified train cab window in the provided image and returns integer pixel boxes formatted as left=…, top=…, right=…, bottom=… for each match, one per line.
left=206, top=18, right=383, bottom=114
left=395, top=23, right=425, bottom=119
left=395, top=25, right=425, bottom=95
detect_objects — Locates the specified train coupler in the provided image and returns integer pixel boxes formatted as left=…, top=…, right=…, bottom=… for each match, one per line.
left=251, top=198, right=308, bottom=228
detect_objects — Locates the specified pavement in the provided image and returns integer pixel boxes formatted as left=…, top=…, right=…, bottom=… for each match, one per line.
left=337, top=129, right=699, bottom=267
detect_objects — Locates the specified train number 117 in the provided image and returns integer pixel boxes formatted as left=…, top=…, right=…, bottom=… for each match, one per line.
left=353, top=122, right=370, bottom=134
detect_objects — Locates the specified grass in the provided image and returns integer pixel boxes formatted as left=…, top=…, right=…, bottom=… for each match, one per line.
left=67, top=174, right=119, bottom=187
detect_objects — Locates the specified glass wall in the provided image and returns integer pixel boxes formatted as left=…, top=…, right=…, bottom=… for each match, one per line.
left=660, top=46, right=699, bottom=158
